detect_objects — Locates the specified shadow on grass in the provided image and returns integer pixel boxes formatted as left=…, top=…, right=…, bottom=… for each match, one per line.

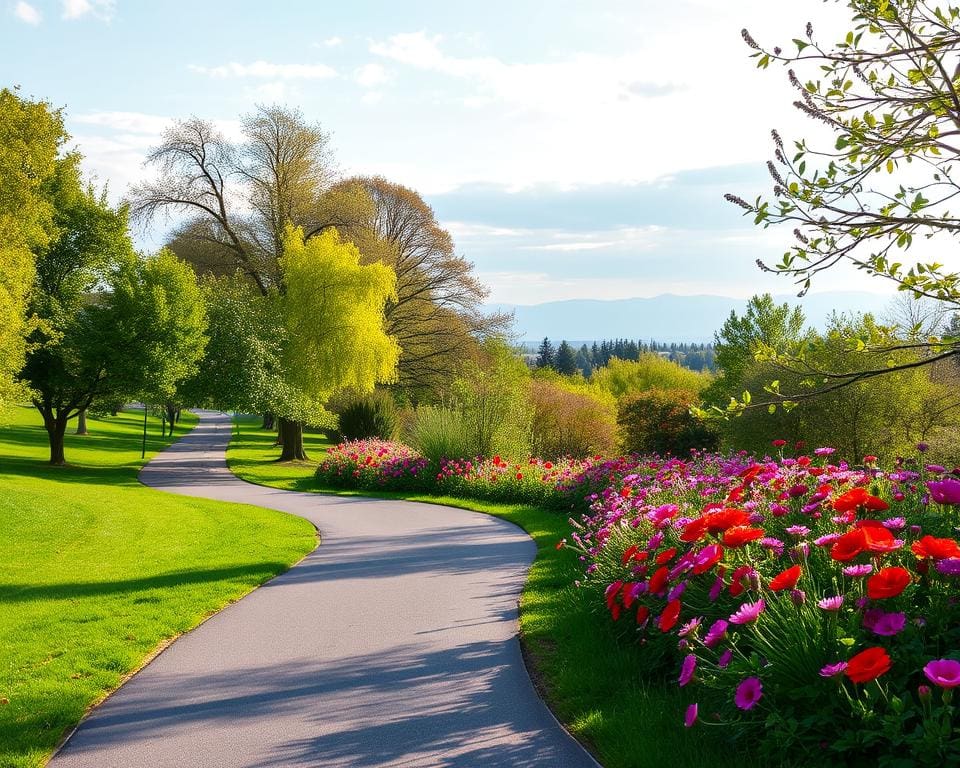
left=0, top=563, right=291, bottom=603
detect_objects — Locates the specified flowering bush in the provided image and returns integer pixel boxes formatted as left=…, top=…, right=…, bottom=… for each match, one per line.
left=568, top=446, right=960, bottom=765
left=315, top=439, right=430, bottom=492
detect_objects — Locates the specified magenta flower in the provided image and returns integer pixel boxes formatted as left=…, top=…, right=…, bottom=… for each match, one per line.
left=679, top=654, right=697, bottom=687
left=786, top=525, right=811, bottom=537
left=734, top=677, right=763, bottom=710
left=718, top=648, right=733, bottom=668
left=928, top=478, right=960, bottom=505
left=817, top=595, right=844, bottom=612
left=684, top=702, right=698, bottom=728
left=729, top=599, right=765, bottom=625
left=923, top=659, right=960, bottom=688
left=814, top=533, right=841, bottom=547
left=882, top=517, right=906, bottom=531
left=936, top=558, right=960, bottom=576
left=843, top=564, right=873, bottom=578
left=703, top=619, right=729, bottom=648
left=820, top=661, right=848, bottom=678
left=814, top=447, right=835, bottom=457
left=863, top=608, right=907, bottom=637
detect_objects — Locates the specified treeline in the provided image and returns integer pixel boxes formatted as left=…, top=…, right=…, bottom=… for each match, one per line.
left=532, top=337, right=715, bottom=376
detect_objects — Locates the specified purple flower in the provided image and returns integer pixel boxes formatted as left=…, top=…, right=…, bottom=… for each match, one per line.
left=820, top=661, right=848, bottom=678
left=928, top=478, right=960, bottom=505
left=729, top=599, right=765, bottom=625
left=917, top=442, right=930, bottom=453
left=817, top=595, right=844, bottom=612
left=882, top=517, right=906, bottom=531
left=926, top=465, right=946, bottom=474
left=684, top=702, right=698, bottom=728
left=863, top=608, right=907, bottom=636
left=679, top=654, right=697, bottom=686
left=718, top=648, right=733, bottom=668
left=734, top=676, right=763, bottom=710
left=814, top=533, right=841, bottom=547
left=815, top=447, right=836, bottom=457
left=708, top=574, right=724, bottom=602
left=788, top=484, right=809, bottom=498
left=843, top=564, right=873, bottom=578
left=936, top=558, right=960, bottom=576
left=923, top=659, right=960, bottom=688
left=703, top=619, right=729, bottom=648
left=790, top=589, right=806, bottom=606
left=786, top=525, right=811, bottom=537
left=668, top=581, right=688, bottom=602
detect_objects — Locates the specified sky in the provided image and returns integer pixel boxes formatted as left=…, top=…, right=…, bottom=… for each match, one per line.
left=0, top=0, right=887, bottom=306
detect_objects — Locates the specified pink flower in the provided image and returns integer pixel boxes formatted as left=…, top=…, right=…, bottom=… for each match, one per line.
left=863, top=608, right=907, bottom=637
left=678, top=617, right=702, bottom=638
left=734, top=676, right=763, bottom=710
left=923, top=659, right=960, bottom=688
left=679, top=654, right=697, bottom=687
left=820, top=661, right=848, bottom=678
left=729, top=599, right=765, bottom=625
left=814, top=533, right=841, bottom=547
left=684, top=702, right=698, bottom=728
left=842, top=564, right=873, bottom=578
left=704, top=619, right=729, bottom=648
left=817, top=595, right=844, bottom=612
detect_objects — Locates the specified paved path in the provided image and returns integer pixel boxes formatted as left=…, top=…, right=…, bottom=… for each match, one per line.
left=50, top=411, right=597, bottom=768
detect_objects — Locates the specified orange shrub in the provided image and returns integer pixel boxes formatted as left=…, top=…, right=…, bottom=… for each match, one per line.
left=529, top=379, right=617, bottom=459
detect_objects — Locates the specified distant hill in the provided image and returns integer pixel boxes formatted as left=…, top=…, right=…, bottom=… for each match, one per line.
left=486, top=292, right=894, bottom=343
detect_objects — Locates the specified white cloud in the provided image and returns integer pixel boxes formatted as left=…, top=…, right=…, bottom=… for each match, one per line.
left=189, top=61, right=337, bottom=80
left=62, top=0, right=114, bottom=21
left=14, top=1, right=41, bottom=24
left=72, top=111, right=172, bottom=134
left=522, top=241, right=619, bottom=252
left=322, top=36, right=342, bottom=47
left=442, top=221, right=527, bottom=239
left=354, top=62, right=390, bottom=89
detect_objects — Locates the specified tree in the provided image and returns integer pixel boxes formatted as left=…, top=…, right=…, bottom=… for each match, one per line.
left=111, top=250, right=208, bottom=433
left=181, top=274, right=284, bottom=415
left=272, top=226, right=399, bottom=460
left=554, top=340, right=578, bottom=375
left=618, top=389, right=720, bottom=457
left=591, top=354, right=713, bottom=399
left=537, top=337, right=555, bottom=368
left=727, top=1, right=960, bottom=397
left=0, top=88, right=65, bottom=410
left=21, top=159, right=141, bottom=464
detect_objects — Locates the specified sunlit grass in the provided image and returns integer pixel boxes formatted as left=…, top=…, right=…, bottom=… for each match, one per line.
left=0, top=406, right=316, bottom=768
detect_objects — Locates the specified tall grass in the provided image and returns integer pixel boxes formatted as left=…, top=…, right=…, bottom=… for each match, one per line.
left=406, top=406, right=473, bottom=463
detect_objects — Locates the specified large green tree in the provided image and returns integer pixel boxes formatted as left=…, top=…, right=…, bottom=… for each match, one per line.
left=728, top=0, right=960, bottom=398
left=272, top=227, right=399, bottom=460
left=0, top=88, right=66, bottom=410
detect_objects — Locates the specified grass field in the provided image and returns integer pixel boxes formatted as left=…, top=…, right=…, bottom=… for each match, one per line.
left=227, top=418, right=753, bottom=768
left=0, top=406, right=317, bottom=768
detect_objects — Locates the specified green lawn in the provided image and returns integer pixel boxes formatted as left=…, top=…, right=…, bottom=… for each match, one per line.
left=228, top=419, right=757, bottom=768
left=0, top=406, right=317, bottom=768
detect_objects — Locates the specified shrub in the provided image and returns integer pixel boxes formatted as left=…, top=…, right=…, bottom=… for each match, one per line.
left=406, top=406, right=473, bottom=463
left=592, top=354, right=712, bottom=399
left=315, top=439, right=430, bottom=492
left=528, top=378, right=617, bottom=459
left=337, top=391, right=397, bottom=441
left=618, top=388, right=719, bottom=456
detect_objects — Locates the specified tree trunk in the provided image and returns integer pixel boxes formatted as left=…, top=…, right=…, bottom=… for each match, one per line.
left=278, top=417, right=308, bottom=461
left=75, top=408, right=88, bottom=436
left=165, top=403, right=178, bottom=436
left=44, top=413, right=69, bottom=465
left=261, top=412, right=275, bottom=431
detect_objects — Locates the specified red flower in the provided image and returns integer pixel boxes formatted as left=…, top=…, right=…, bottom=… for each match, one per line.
left=772, top=439, right=787, bottom=448
left=844, top=647, right=892, bottom=684
left=726, top=485, right=745, bottom=503
left=831, top=529, right=866, bottom=562
left=769, top=565, right=802, bottom=592
left=620, top=486, right=632, bottom=498
left=659, top=599, right=681, bottom=632
left=605, top=580, right=623, bottom=613
left=655, top=547, right=678, bottom=566
left=636, top=605, right=650, bottom=625
left=739, top=463, right=763, bottom=483
left=679, top=517, right=707, bottom=543
left=621, top=544, right=639, bottom=565
left=867, top=567, right=911, bottom=599
left=729, top=565, right=753, bottom=597
left=833, top=487, right=889, bottom=514
left=722, top=526, right=766, bottom=547
left=692, top=544, right=724, bottom=575
left=912, top=535, right=960, bottom=560
left=703, top=508, right=751, bottom=533
left=515, top=472, right=523, bottom=480
left=648, top=566, right=670, bottom=595
left=861, top=525, right=900, bottom=554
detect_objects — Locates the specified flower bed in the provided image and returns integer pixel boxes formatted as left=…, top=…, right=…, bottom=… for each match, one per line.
left=570, top=448, right=960, bottom=765
left=316, top=439, right=430, bottom=492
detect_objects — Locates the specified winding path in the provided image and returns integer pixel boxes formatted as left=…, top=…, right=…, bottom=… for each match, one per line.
left=49, top=411, right=598, bottom=768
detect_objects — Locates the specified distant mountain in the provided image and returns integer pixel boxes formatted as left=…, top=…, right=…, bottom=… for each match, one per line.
left=486, top=292, right=894, bottom=343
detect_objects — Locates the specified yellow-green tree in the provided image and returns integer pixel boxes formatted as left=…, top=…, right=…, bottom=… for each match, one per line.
left=0, top=88, right=66, bottom=410
left=274, top=227, right=399, bottom=459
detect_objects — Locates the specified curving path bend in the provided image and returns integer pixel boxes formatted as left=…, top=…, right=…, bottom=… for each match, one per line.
left=50, top=410, right=598, bottom=768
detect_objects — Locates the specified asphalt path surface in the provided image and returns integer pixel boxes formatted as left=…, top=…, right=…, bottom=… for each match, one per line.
left=49, top=410, right=598, bottom=767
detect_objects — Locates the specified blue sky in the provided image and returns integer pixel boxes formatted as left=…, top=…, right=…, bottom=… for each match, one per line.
left=2, top=0, right=883, bottom=305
